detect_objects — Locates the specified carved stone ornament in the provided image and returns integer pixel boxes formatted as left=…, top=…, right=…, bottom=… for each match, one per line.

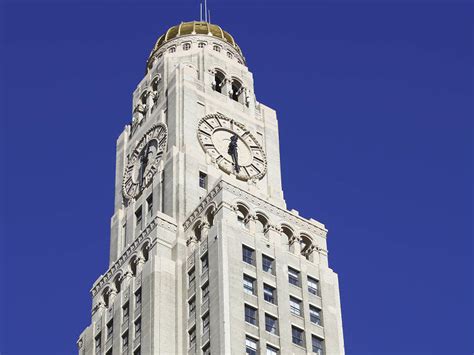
left=197, top=113, right=267, bottom=181
left=122, top=123, right=168, bottom=200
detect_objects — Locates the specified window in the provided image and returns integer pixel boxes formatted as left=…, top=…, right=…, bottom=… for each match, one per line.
left=201, top=253, right=209, bottom=273
left=266, top=345, right=279, bottom=355
left=312, top=335, right=324, bottom=355
left=188, top=297, right=196, bottom=316
left=213, top=70, right=225, bottom=93
left=147, top=194, right=153, bottom=215
left=189, top=327, right=196, bottom=348
left=289, top=296, right=302, bottom=316
left=95, top=333, right=101, bottom=354
left=134, top=347, right=141, bottom=355
left=231, top=79, right=243, bottom=102
left=134, top=317, right=141, bottom=338
left=213, top=45, right=221, bottom=52
left=263, top=284, right=276, bottom=304
left=122, top=331, right=129, bottom=350
left=106, top=319, right=113, bottom=339
left=202, top=282, right=209, bottom=302
left=135, top=207, right=143, bottom=229
left=244, top=304, right=257, bottom=325
left=265, top=314, right=278, bottom=335
left=202, top=312, right=210, bottom=333
left=309, top=305, right=322, bottom=325
left=188, top=267, right=196, bottom=288
left=227, top=51, right=233, bottom=59
left=245, top=336, right=258, bottom=355
left=307, top=276, right=319, bottom=296
left=199, top=171, right=208, bottom=189
left=202, top=342, right=211, bottom=355
left=288, top=267, right=300, bottom=287
left=292, top=326, right=304, bottom=347
left=242, top=245, right=255, bottom=265
left=262, top=255, right=274, bottom=274
left=135, top=288, right=142, bottom=309
left=198, top=42, right=206, bottom=48
left=169, top=46, right=176, bottom=53
left=122, top=302, right=129, bottom=323
left=183, top=43, right=191, bottom=50
left=243, top=274, right=256, bottom=295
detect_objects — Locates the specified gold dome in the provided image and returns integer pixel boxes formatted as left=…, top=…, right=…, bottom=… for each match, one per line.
left=147, top=21, right=244, bottom=69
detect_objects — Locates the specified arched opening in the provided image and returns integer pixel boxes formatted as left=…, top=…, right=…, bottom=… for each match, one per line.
left=193, top=222, right=202, bottom=242
left=214, top=70, right=225, bottom=93
left=130, top=257, right=137, bottom=276
left=183, top=42, right=191, bottom=51
left=281, top=225, right=294, bottom=250
left=114, top=275, right=122, bottom=293
left=205, top=206, right=215, bottom=227
left=300, top=234, right=313, bottom=259
left=142, top=243, right=150, bottom=262
left=231, top=78, right=244, bottom=103
left=236, top=204, right=249, bottom=229
left=255, top=213, right=268, bottom=235
left=102, top=288, right=110, bottom=308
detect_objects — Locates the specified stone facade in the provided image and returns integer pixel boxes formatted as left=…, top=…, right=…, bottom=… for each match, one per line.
left=78, top=21, right=344, bottom=355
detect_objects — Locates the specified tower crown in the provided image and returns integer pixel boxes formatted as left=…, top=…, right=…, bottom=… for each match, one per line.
left=146, top=21, right=245, bottom=71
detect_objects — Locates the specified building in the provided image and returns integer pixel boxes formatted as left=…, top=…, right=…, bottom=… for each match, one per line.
left=78, top=20, right=345, bottom=355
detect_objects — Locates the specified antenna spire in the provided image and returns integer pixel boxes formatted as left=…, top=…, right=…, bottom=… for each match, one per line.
left=200, top=2, right=203, bottom=22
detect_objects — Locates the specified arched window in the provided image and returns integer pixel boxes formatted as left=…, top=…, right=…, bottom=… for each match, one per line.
left=198, top=42, right=206, bottom=48
left=183, top=43, right=191, bottom=51
left=213, top=70, right=225, bottom=94
left=193, top=223, right=202, bottom=242
left=206, top=207, right=215, bottom=227
left=300, top=234, right=313, bottom=258
left=231, top=79, right=244, bottom=103
left=130, top=257, right=137, bottom=276
left=255, top=213, right=268, bottom=235
left=102, top=288, right=110, bottom=308
left=169, top=46, right=176, bottom=53
left=114, top=276, right=122, bottom=293
left=213, top=45, right=221, bottom=52
left=227, top=52, right=233, bottom=59
left=281, top=225, right=294, bottom=250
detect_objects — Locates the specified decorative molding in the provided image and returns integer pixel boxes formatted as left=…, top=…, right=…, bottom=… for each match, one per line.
left=91, top=215, right=176, bottom=297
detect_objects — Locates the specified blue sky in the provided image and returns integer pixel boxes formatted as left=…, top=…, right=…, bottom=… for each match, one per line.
left=1, top=0, right=472, bottom=354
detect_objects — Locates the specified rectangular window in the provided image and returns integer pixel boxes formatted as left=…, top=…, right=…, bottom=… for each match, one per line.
left=202, top=282, right=209, bottom=303
left=201, top=253, right=209, bottom=273
left=245, top=336, right=258, bottom=355
left=242, top=245, right=255, bottom=265
left=264, top=314, right=278, bottom=335
left=262, top=254, right=274, bottom=274
left=135, top=207, right=143, bottom=229
left=199, top=171, right=208, bottom=189
left=312, top=335, right=324, bottom=355
left=288, top=267, right=300, bottom=287
left=291, top=326, right=305, bottom=347
left=189, top=327, right=196, bottom=348
left=188, top=297, right=196, bottom=316
left=243, top=274, right=256, bottom=295
left=147, top=194, right=153, bottom=215
left=263, top=284, right=276, bottom=304
left=95, top=333, right=101, bottom=354
left=309, top=305, right=322, bottom=325
left=122, top=331, right=129, bottom=350
left=188, top=267, right=196, bottom=288
left=202, top=312, right=210, bottom=333
left=106, top=319, right=113, bottom=339
left=266, top=345, right=279, bottom=355
left=307, top=276, right=319, bottom=296
left=134, top=317, right=141, bottom=338
left=289, top=296, right=302, bottom=316
left=244, top=304, right=258, bottom=325
left=122, top=302, right=129, bottom=323
left=135, top=288, right=142, bottom=309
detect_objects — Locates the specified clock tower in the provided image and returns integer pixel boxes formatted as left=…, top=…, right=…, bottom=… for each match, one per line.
left=78, top=21, right=344, bottom=355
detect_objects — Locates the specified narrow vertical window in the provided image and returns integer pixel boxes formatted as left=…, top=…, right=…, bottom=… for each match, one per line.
left=189, top=327, right=196, bottom=348
left=289, top=296, right=302, bottom=316
left=201, top=253, right=209, bottom=273
left=188, top=267, right=196, bottom=288
left=134, top=317, right=141, bottom=338
left=245, top=336, right=258, bottom=355
left=121, top=222, right=127, bottom=249
left=263, top=284, right=276, bottom=304
left=199, top=171, right=207, bottom=188
left=288, top=267, right=300, bottom=287
left=146, top=194, right=153, bottom=215
left=135, top=288, right=142, bottom=309
left=122, top=302, right=129, bottom=323
left=243, top=274, right=256, bottom=295
left=202, top=282, right=209, bottom=303
left=106, top=319, right=113, bottom=339
left=262, top=254, right=274, bottom=274
left=264, top=314, right=278, bottom=335
left=95, top=333, right=101, bottom=354
left=307, top=276, right=320, bottom=296
left=309, top=305, right=322, bottom=325
left=202, top=342, right=211, bottom=355
left=135, top=207, right=143, bottom=230
left=242, top=245, right=255, bottom=265
left=244, top=304, right=258, bottom=325
left=202, top=312, right=210, bottom=333
left=291, top=326, right=304, bottom=347
left=312, top=335, right=324, bottom=355
left=122, top=331, right=129, bottom=351
left=188, top=296, right=196, bottom=316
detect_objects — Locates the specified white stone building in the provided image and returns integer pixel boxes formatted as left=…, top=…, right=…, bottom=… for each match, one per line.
left=78, top=21, right=344, bottom=355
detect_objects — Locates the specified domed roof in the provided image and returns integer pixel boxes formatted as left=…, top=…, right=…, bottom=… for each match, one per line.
left=147, top=21, right=244, bottom=68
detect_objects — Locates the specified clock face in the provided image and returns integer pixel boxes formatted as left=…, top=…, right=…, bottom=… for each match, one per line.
left=122, top=123, right=168, bottom=200
left=197, top=113, right=267, bottom=181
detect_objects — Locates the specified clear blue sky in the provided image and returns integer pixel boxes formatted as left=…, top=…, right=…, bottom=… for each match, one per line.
left=1, top=0, right=472, bottom=354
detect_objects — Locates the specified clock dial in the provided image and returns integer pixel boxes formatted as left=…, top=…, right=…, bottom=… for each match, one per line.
left=122, top=123, right=168, bottom=200
left=197, top=113, right=267, bottom=181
